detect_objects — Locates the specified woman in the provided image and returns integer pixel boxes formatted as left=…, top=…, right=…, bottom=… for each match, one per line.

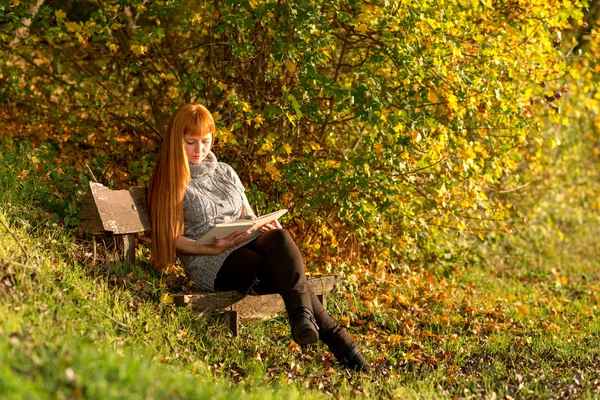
left=147, top=104, right=370, bottom=372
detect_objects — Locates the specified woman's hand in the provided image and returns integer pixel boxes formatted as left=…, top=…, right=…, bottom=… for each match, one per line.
left=259, top=219, right=283, bottom=232
left=210, top=229, right=252, bottom=253
left=175, top=229, right=252, bottom=255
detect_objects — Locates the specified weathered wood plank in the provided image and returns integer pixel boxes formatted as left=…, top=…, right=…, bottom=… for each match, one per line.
left=78, top=190, right=105, bottom=234
left=173, top=275, right=339, bottom=320
left=79, top=182, right=150, bottom=235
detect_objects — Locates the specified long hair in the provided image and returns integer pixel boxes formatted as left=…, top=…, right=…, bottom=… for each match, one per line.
left=147, top=104, right=216, bottom=271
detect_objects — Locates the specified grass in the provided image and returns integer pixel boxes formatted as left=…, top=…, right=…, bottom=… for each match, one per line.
left=1, top=136, right=600, bottom=399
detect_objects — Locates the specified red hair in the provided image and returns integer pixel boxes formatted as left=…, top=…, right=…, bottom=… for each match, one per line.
left=147, top=104, right=216, bottom=271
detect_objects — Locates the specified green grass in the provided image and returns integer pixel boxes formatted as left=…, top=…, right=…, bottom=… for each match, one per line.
left=2, top=137, right=600, bottom=398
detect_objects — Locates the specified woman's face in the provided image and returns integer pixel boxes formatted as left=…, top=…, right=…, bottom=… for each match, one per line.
left=184, top=132, right=213, bottom=164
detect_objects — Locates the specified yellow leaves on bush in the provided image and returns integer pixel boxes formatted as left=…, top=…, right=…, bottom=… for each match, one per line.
left=459, top=145, right=476, bottom=162
left=167, top=86, right=179, bottom=99
left=284, top=60, right=296, bottom=75
left=216, top=82, right=228, bottom=91
left=252, top=114, right=264, bottom=127
left=159, top=73, right=176, bottom=81
left=259, top=138, right=273, bottom=154
left=447, top=94, right=459, bottom=112
left=130, top=45, right=148, bottom=56
left=307, top=141, right=321, bottom=151
left=265, top=162, right=282, bottom=182
left=456, top=220, right=468, bottom=232
left=190, top=13, right=203, bottom=26
left=241, top=101, right=252, bottom=113
left=323, top=160, right=341, bottom=168
left=354, top=24, right=369, bottom=35
left=55, top=10, right=67, bottom=23
left=216, top=128, right=237, bottom=146
left=65, top=22, right=82, bottom=33
left=286, top=113, right=296, bottom=126
left=319, top=224, right=338, bottom=248
left=427, top=90, right=439, bottom=104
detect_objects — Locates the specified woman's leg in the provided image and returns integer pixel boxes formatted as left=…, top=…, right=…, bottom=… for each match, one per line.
left=248, top=229, right=312, bottom=312
left=216, top=232, right=338, bottom=333
left=215, top=230, right=318, bottom=344
left=214, top=246, right=266, bottom=293
left=216, top=230, right=369, bottom=370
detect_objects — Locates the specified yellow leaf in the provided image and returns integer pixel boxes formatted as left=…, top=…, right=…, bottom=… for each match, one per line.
left=427, top=90, right=439, bottom=103
left=283, top=144, right=292, bottom=154
left=130, top=44, right=147, bottom=56
left=161, top=293, right=174, bottom=305
left=286, top=113, right=296, bottom=126
left=217, top=128, right=238, bottom=145
left=380, top=109, right=388, bottom=123
left=55, top=10, right=67, bottom=23
left=284, top=60, right=296, bottom=74
left=248, top=0, right=258, bottom=9
left=216, top=82, right=228, bottom=91
left=447, top=93, right=458, bottom=111
left=253, top=114, right=264, bottom=127
left=65, top=22, right=82, bottom=33
left=354, top=24, right=368, bottom=34
left=191, top=13, right=203, bottom=26
left=265, top=162, right=282, bottom=182
left=261, top=139, right=273, bottom=152
left=308, top=141, right=321, bottom=151
left=167, top=86, right=178, bottom=99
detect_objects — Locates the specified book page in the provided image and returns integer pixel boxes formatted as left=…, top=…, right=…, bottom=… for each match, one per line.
left=249, top=209, right=288, bottom=230
left=192, top=209, right=287, bottom=245
left=193, top=221, right=255, bottom=245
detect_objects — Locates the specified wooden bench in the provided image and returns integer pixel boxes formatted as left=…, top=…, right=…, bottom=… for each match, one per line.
left=78, top=182, right=339, bottom=335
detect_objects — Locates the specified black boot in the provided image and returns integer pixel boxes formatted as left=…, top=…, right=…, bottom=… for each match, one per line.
left=288, top=306, right=319, bottom=345
left=321, top=327, right=371, bottom=372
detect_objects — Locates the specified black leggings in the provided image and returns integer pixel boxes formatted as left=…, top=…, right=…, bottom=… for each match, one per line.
left=214, top=229, right=337, bottom=334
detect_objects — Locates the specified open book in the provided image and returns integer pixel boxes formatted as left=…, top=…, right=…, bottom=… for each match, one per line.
left=193, top=209, right=288, bottom=245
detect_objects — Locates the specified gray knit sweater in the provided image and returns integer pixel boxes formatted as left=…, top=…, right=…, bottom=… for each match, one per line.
left=179, top=152, right=258, bottom=291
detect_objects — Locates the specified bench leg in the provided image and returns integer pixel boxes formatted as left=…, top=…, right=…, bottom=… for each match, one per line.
left=209, top=310, right=239, bottom=336
left=116, top=233, right=136, bottom=263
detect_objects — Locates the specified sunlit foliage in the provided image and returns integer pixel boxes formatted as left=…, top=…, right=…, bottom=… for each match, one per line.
left=0, top=0, right=589, bottom=270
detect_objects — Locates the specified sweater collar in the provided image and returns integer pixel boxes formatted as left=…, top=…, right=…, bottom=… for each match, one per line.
left=189, top=151, right=217, bottom=178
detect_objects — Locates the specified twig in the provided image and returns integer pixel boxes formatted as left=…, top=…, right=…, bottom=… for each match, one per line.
left=497, top=182, right=531, bottom=193
left=85, top=162, right=99, bottom=183
left=483, top=182, right=531, bottom=194
left=0, top=218, right=29, bottom=262
left=99, top=310, right=131, bottom=331
left=84, top=304, right=131, bottom=331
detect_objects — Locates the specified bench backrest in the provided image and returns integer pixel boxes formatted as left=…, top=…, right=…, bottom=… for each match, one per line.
left=79, top=182, right=150, bottom=235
